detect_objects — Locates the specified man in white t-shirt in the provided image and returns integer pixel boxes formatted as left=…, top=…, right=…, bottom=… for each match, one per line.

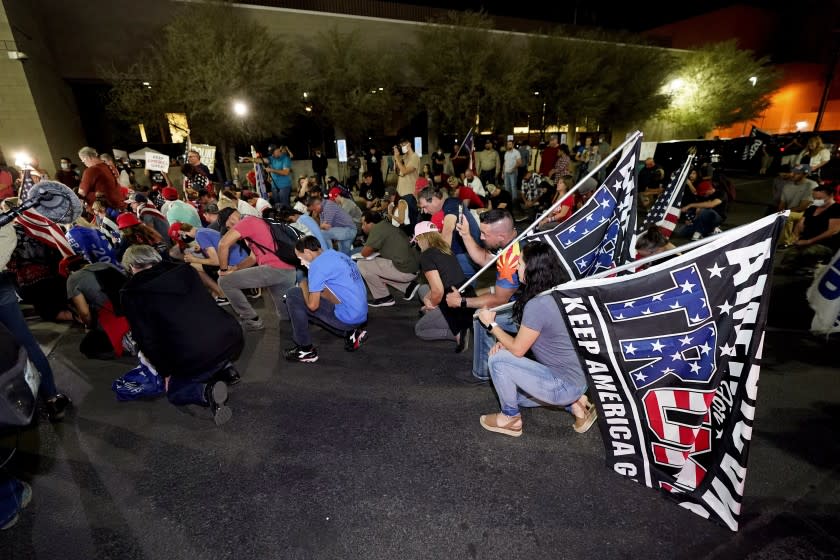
left=463, top=168, right=486, bottom=198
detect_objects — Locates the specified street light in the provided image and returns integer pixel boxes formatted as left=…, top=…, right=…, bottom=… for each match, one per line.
left=232, top=100, right=248, bottom=117
left=749, top=76, right=757, bottom=86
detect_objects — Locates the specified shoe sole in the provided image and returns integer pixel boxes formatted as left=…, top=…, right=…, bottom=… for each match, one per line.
left=368, top=300, right=395, bottom=307
left=479, top=415, right=523, bottom=437
left=242, top=322, right=264, bottom=331
left=216, top=300, right=230, bottom=306
left=284, top=353, right=319, bottom=363
left=403, top=284, right=421, bottom=301
left=345, top=330, right=368, bottom=352
left=573, top=408, right=598, bottom=434
left=214, top=405, right=232, bottom=426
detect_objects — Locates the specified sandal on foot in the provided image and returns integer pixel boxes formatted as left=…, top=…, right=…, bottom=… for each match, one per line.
left=573, top=404, right=598, bottom=434
left=480, top=413, right=523, bottom=437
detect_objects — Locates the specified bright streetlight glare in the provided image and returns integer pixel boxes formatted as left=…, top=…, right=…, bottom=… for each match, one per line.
left=749, top=76, right=757, bottom=86
left=13, top=151, right=31, bottom=168
left=232, top=100, right=248, bottom=117
left=668, top=78, right=685, bottom=92
left=796, top=120, right=808, bottom=130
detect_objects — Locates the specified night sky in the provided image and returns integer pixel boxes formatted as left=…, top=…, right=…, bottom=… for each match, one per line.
left=398, top=0, right=799, bottom=32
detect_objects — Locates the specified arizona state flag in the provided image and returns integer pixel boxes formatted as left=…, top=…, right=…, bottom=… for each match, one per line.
left=553, top=212, right=786, bottom=530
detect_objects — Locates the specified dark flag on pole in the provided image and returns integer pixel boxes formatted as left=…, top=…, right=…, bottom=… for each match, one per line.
left=462, top=128, right=476, bottom=172
left=553, top=212, right=786, bottom=530
left=639, top=153, right=694, bottom=239
left=741, top=125, right=772, bottom=162
left=527, top=135, right=640, bottom=279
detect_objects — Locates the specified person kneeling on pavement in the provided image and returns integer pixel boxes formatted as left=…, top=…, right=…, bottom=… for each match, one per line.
left=357, top=211, right=419, bottom=307
left=284, top=236, right=369, bottom=363
left=120, top=245, right=243, bottom=425
left=475, top=241, right=596, bottom=437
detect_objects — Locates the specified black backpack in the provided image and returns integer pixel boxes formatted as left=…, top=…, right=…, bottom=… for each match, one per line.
left=248, top=218, right=303, bottom=268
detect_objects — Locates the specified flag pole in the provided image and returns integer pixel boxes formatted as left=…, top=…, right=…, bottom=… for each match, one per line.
left=487, top=211, right=790, bottom=314
left=457, top=130, right=643, bottom=293
left=451, top=127, right=473, bottom=161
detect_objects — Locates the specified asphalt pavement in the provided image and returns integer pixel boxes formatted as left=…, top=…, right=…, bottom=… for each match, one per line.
left=0, top=172, right=838, bottom=560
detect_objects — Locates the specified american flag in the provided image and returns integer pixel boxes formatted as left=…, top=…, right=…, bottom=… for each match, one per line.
left=553, top=212, right=786, bottom=530
left=526, top=135, right=640, bottom=279
left=15, top=209, right=75, bottom=258
left=640, top=152, right=694, bottom=238
left=461, top=128, right=475, bottom=171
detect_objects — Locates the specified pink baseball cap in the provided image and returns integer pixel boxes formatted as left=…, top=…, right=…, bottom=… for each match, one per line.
left=411, top=221, right=439, bottom=242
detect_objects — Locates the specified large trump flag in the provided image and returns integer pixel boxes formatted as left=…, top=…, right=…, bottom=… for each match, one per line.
left=552, top=212, right=786, bottom=530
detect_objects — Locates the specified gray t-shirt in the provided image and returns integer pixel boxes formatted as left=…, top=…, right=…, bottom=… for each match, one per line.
left=779, top=179, right=815, bottom=210
left=521, top=294, right=586, bottom=388
left=66, top=262, right=119, bottom=310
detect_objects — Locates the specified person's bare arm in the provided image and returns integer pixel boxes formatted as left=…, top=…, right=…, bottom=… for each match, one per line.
left=423, top=269, right=445, bottom=308
left=476, top=308, right=539, bottom=357
left=445, top=285, right=516, bottom=310
left=70, top=294, right=93, bottom=328
left=453, top=216, right=491, bottom=266
left=798, top=217, right=840, bottom=246
left=217, top=229, right=242, bottom=273
left=682, top=198, right=722, bottom=211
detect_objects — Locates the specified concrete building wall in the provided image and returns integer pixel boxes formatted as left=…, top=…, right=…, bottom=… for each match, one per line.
left=0, top=0, right=88, bottom=175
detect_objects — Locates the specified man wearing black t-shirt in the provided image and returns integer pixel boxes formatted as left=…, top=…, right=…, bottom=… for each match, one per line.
left=485, top=183, right=512, bottom=212
left=676, top=181, right=727, bottom=240
left=780, top=184, right=840, bottom=270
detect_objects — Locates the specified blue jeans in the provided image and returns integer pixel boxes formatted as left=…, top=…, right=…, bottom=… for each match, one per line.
left=676, top=209, right=723, bottom=238
left=472, top=308, right=517, bottom=381
left=271, top=187, right=291, bottom=209
left=0, top=477, right=27, bottom=527
left=504, top=172, right=518, bottom=200
left=489, top=349, right=586, bottom=417
left=455, top=252, right=477, bottom=279
left=166, top=368, right=218, bottom=407
left=285, top=286, right=362, bottom=347
left=0, top=274, right=57, bottom=398
left=321, top=226, right=356, bottom=255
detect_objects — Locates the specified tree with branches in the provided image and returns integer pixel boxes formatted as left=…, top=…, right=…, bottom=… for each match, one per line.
left=105, top=2, right=300, bottom=178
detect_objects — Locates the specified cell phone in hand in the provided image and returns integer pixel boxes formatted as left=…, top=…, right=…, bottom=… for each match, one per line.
left=458, top=204, right=464, bottom=225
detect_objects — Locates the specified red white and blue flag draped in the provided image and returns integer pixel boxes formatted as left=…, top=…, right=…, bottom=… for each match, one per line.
left=640, top=153, right=694, bottom=239
left=15, top=209, right=75, bottom=258
left=552, top=212, right=786, bottom=531
left=526, top=135, right=640, bottom=280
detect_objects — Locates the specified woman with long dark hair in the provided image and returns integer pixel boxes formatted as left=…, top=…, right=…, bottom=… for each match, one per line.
left=476, top=241, right=595, bottom=437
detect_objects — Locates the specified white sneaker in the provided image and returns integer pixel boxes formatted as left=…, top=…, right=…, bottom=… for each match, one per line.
left=691, top=232, right=703, bottom=241
left=712, top=227, right=723, bottom=235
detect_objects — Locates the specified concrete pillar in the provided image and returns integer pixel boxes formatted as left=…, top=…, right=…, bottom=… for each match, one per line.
left=0, top=0, right=86, bottom=175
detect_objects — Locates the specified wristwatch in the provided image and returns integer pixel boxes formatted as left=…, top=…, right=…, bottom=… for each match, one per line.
left=483, top=321, right=498, bottom=333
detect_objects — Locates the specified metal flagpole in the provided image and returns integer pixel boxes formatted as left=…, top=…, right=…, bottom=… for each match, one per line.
left=450, top=127, right=473, bottom=162
left=457, top=130, right=644, bottom=293
left=487, top=211, right=790, bottom=313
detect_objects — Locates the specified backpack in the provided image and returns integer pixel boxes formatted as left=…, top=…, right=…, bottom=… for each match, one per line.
left=249, top=217, right=304, bottom=267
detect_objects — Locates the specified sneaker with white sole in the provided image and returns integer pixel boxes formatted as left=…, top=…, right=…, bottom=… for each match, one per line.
left=712, top=227, right=723, bottom=235
left=368, top=296, right=395, bottom=307
left=403, top=280, right=420, bottom=301
left=691, top=231, right=703, bottom=241
left=204, top=381, right=231, bottom=426
left=284, top=345, right=319, bottom=363
left=344, top=327, right=368, bottom=352
left=246, top=288, right=262, bottom=299
left=215, top=296, right=230, bottom=306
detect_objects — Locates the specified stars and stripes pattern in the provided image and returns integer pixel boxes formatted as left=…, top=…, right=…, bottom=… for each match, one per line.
left=554, top=212, right=787, bottom=530
left=15, top=209, right=75, bottom=258
left=640, top=152, right=694, bottom=238
left=527, top=135, right=640, bottom=279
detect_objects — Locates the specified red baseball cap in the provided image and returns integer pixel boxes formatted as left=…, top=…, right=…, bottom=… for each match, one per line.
left=116, top=213, right=141, bottom=229
left=162, top=187, right=179, bottom=201
left=328, top=187, right=342, bottom=200
left=168, top=222, right=184, bottom=241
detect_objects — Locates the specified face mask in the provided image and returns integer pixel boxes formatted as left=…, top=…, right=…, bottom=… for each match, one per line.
left=401, top=145, right=409, bottom=154
left=812, top=199, right=826, bottom=207
left=60, top=162, right=70, bottom=170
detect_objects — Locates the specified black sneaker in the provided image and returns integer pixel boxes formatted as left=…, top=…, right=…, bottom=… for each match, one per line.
left=204, top=381, right=232, bottom=426
left=220, top=365, right=241, bottom=386
left=368, top=296, right=395, bottom=307
left=455, top=327, right=471, bottom=354
left=284, top=345, right=319, bottom=363
left=403, top=280, right=420, bottom=301
left=46, top=394, right=71, bottom=422
left=344, top=328, right=368, bottom=352
left=245, top=288, right=262, bottom=299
